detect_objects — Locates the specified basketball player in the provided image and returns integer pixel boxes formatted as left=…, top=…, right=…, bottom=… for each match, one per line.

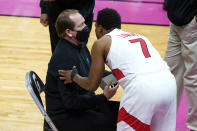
left=58, top=8, right=177, bottom=131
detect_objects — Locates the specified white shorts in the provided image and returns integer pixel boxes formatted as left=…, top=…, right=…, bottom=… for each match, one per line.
left=117, top=70, right=177, bottom=131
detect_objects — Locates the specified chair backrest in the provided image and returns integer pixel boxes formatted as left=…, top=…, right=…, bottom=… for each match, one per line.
left=25, top=71, right=58, bottom=131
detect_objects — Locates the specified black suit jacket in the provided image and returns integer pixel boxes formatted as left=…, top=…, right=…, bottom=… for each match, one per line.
left=45, top=39, right=108, bottom=121
left=44, top=39, right=119, bottom=131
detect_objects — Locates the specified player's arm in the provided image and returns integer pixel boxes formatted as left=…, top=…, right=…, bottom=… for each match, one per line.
left=74, top=38, right=106, bottom=91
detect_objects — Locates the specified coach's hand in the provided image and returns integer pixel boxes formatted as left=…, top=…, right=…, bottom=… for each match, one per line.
left=58, top=70, right=72, bottom=84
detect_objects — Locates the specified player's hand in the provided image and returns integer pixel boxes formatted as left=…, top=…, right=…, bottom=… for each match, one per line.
left=103, top=81, right=119, bottom=100
left=58, top=70, right=72, bottom=84
left=40, top=14, right=48, bottom=27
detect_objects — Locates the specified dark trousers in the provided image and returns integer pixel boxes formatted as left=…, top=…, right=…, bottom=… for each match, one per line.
left=46, top=2, right=94, bottom=53
left=44, top=101, right=120, bottom=131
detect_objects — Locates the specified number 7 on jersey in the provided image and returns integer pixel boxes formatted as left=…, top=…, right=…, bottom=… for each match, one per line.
left=129, top=38, right=151, bottom=58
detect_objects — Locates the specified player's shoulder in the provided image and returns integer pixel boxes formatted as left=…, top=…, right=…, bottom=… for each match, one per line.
left=92, top=35, right=111, bottom=54
left=95, top=35, right=111, bottom=45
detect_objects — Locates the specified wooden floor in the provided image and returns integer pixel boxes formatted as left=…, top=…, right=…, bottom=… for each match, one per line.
left=0, top=16, right=170, bottom=131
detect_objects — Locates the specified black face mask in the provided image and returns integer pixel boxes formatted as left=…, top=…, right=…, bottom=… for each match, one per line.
left=76, top=26, right=90, bottom=42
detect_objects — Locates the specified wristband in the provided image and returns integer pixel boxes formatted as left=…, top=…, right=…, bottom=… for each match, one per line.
left=71, top=67, right=78, bottom=82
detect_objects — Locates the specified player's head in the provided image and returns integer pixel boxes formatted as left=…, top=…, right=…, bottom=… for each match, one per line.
left=55, top=9, right=90, bottom=43
left=95, top=8, right=121, bottom=39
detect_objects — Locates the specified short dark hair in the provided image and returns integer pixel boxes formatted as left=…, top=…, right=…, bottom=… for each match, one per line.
left=55, top=9, right=79, bottom=38
left=96, top=8, right=121, bottom=30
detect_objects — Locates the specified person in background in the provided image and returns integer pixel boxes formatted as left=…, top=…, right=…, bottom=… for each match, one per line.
left=164, top=0, right=197, bottom=130
left=40, top=0, right=95, bottom=53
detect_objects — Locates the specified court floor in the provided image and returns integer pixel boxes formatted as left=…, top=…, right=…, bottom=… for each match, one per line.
left=0, top=0, right=189, bottom=130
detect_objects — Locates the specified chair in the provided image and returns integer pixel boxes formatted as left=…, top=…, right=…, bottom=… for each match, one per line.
left=25, top=71, right=58, bottom=131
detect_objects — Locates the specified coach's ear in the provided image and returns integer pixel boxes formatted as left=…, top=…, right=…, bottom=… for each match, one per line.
left=65, top=29, right=73, bottom=38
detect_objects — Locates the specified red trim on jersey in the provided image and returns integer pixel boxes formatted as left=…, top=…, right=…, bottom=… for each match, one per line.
left=117, top=107, right=150, bottom=131
left=112, top=69, right=125, bottom=80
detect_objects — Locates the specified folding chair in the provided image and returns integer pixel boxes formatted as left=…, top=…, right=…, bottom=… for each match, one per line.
left=25, top=71, right=58, bottom=131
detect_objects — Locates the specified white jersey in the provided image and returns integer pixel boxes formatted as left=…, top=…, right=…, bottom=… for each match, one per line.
left=106, top=29, right=169, bottom=89
left=106, top=29, right=176, bottom=131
